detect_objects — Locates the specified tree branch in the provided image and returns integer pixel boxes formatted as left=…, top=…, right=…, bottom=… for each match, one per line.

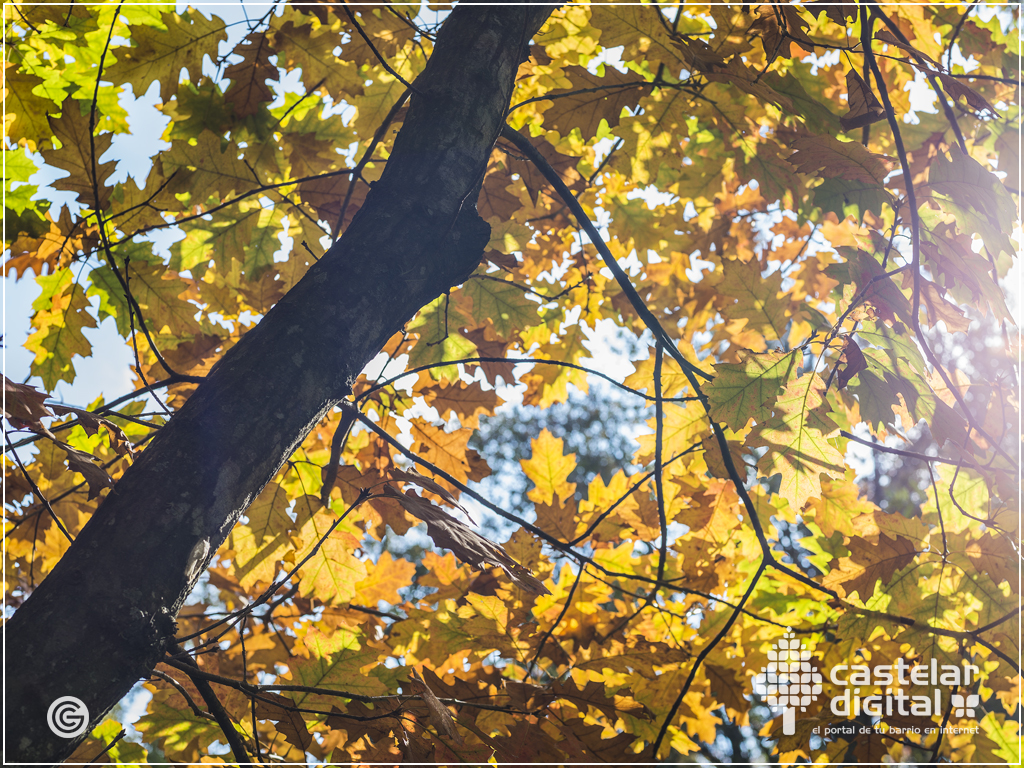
left=167, top=642, right=251, bottom=764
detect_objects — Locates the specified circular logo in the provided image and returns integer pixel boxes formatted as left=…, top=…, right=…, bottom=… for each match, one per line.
left=46, top=696, right=89, bottom=739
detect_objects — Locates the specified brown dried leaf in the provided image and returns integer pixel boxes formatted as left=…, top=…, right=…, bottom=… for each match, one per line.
left=59, top=443, right=115, bottom=499
left=408, top=668, right=463, bottom=746
left=50, top=405, right=136, bottom=458
left=383, top=486, right=549, bottom=594
left=3, top=375, right=54, bottom=435
left=387, top=467, right=473, bottom=522
left=836, top=337, right=867, bottom=390
left=839, top=70, right=886, bottom=132
left=254, top=692, right=313, bottom=751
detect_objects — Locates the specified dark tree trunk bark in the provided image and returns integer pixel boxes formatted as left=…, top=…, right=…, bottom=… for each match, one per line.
left=4, top=5, right=551, bottom=763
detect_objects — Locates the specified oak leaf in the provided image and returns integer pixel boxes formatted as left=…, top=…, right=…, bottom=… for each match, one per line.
left=786, top=133, right=888, bottom=184
left=821, top=533, right=917, bottom=599
left=254, top=692, right=313, bottom=751
left=292, top=627, right=389, bottom=700
left=836, top=337, right=867, bottom=390
left=749, top=373, right=845, bottom=508
left=2, top=376, right=52, bottom=433
left=107, top=9, right=227, bottom=103
left=223, top=32, right=278, bottom=118
left=3, top=64, right=60, bottom=151
left=521, top=428, right=576, bottom=506
left=542, top=64, right=644, bottom=140
left=268, top=12, right=363, bottom=101
left=408, top=668, right=463, bottom=746
left=410, top=420, right=486, bottom=486
left=421, top=380, right=501, bottom=429
left=295, top=510, right=367, bottom=605
left=353, top=551, right=416, bottom=606
left=839, top=70, right=886, bottom=132
left=40, top=102, right=116, bottom=211
left=464, top=277, right=538, bottom=339
left=26, top=273, right=96, bottom=389
left=718, top=258, right=791, bottom=341
left=162, top=132, right=256, bottom=202
left=707, top=350, right=798, bottom=429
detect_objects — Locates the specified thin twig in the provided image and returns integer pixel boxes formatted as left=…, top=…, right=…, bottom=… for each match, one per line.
left=4, top=431, right=73, bottom=542
left=499, top=126, right=711, bottom=383
left=863, top=11, right=1014, bottom=467
left=499, top=123, right=834, bottom=600
left=599, top=342, right=670, bottom=641
left=175, top=491, right=371, bottom=643
left=343, top=5, right=422, bottom=95
left=357, top=355, right=700, bottom=405
left=651, top=560, right=769, bottom=757
left=524, top=563, right=583, bottom=682
left=333, top=89, right=412, bottom=239
left=150, top=669, right=212, bottom=719
left=840, top=430, right=984, bottom=469
left=84, top=728, right=125, bottom=765
left=871, top=8, right=968, bottom=154
left=7, top=375, right=202, bottom=452
left=945, top=2, right=978, bottom=73
left=167, top=641, right=251, bottom=763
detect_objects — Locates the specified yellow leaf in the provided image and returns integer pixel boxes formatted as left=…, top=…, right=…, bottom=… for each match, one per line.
left=354, top=551, right=415, bottom=606
left=26, top=273, right=97, bottom=389
left=295, top=509, right=367, bottom=605
left=292, top=627, right=388, bottom=699
left=521, top=428, right=577, bottom=506
left=749, top=373, right=845, bottom=509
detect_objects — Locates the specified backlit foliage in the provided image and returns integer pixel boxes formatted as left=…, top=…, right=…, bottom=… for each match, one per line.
left=4, top=2, right=1020, bottom=762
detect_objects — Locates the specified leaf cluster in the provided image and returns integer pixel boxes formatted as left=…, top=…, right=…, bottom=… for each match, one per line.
left=4, top=2, right=1020, bottom=763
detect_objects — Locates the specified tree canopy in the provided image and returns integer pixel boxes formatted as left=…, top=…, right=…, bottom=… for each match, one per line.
left=3, top=2, right=1020, bottom=764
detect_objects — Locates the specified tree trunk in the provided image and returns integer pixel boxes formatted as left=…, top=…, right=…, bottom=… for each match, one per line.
left=4, top=5, right=551, bottom=762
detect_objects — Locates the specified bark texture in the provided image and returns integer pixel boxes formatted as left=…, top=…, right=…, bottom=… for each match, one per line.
left=4, top=5, right=551, bottom=762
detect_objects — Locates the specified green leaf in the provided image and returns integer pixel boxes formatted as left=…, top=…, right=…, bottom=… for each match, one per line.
left=126, top=260, right=202, bottom=339
left=750, top=372, right=845, bottom=508
left=813, top=176, right=894, bottom=222
left=292, top=627, right=388, bottom=700
left=162, top=132, right=255, bottom=202
left=242, top=204, right=286, bottom=278
left=464, top=277, right=538, bottom=340
left=981, top=714, right=1022, bottom=763
left=87, top=265, right=132, bottom=337
left=718, top=259, right=791, bottom=340
left=408, top=294, right=478, bottom=382
left=707, top=350, right=799, bottom=429
left=295, top=510, right=367, bottom=605
left=268, top=9, right=364, bottom=102
left=856, top=319, right=926, bottom=376
left=924, top=147, right=1016, bottom=260
left=3, top=64, right=61, bottom=151
left=106, top=9, right=227, bottom=103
